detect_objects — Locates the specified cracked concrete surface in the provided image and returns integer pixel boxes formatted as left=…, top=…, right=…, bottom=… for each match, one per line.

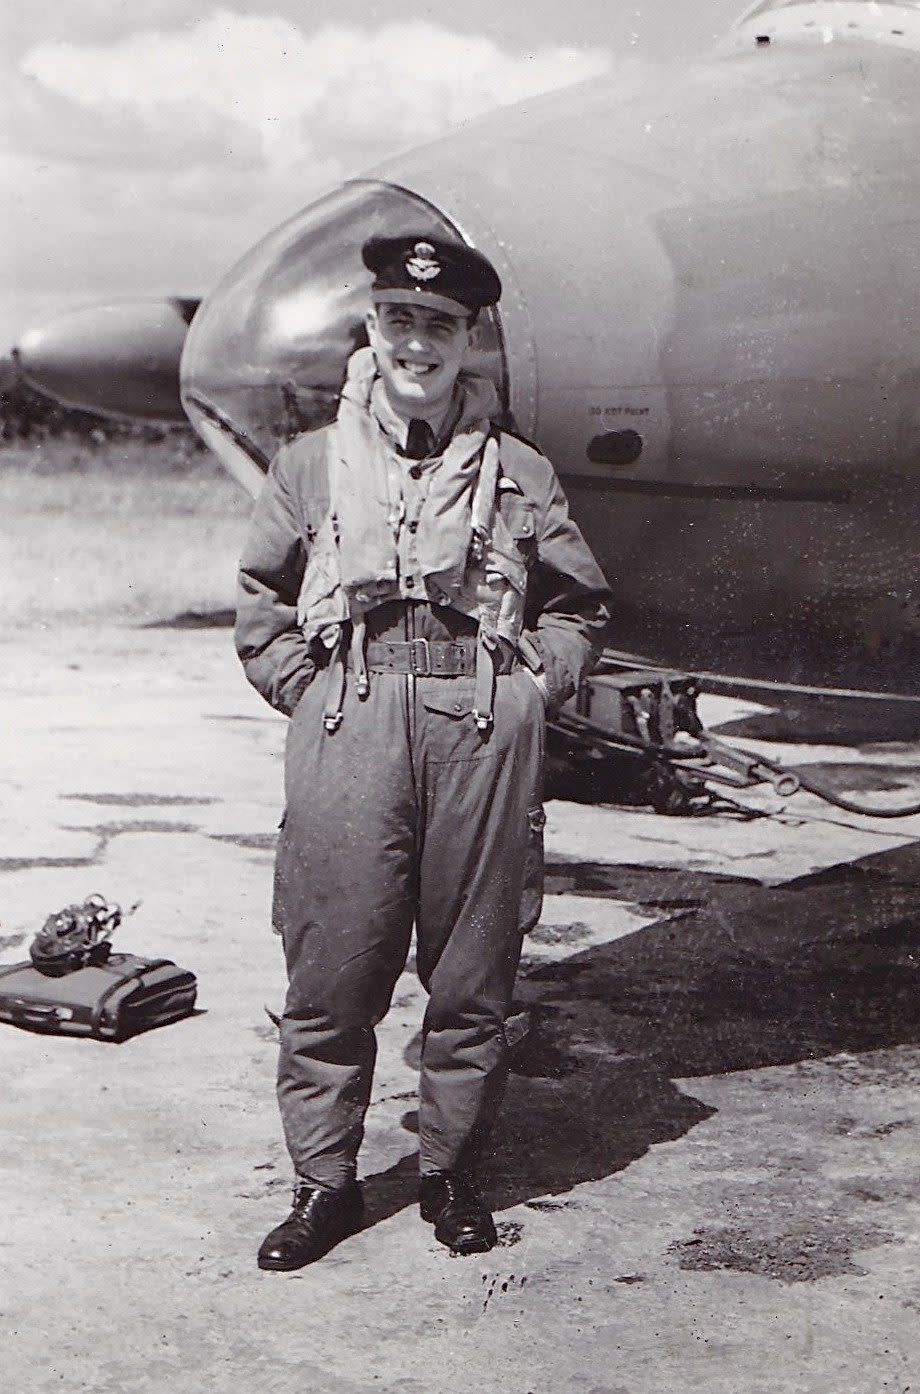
left=1, top=622, right=919, bottom=1393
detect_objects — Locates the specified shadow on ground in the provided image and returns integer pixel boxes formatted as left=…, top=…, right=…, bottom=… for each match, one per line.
left=361, top=837, right=920, bottom=1225
left=708, top=699, right=920, bottom=745
left=529, top=842, right=920, bottom=1079
left=143, top=608, right=236, bottom=630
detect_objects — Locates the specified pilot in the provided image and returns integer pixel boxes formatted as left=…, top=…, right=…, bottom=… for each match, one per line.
left=236, top=232, right=612, bottom=1270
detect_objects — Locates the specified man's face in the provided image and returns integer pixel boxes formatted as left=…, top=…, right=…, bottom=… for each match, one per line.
left=365, top=300, right=472, bottom=419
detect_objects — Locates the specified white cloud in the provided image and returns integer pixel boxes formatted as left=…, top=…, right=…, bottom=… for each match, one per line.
left=21, top=10, right=611, bottom=165
left=3, top=10, right=613, bottom=345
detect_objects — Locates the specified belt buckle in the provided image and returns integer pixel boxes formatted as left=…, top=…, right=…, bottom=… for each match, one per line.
left=430, top=642, right=462, bottom=676
left=409, top=637, right=432, bottom=676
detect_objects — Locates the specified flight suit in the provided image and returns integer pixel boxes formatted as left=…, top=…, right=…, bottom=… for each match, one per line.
left=236, top=416, right=611, bottom=1189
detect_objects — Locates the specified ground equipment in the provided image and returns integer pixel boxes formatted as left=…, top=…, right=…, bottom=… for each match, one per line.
left=551, top=660, right=920, bottom=819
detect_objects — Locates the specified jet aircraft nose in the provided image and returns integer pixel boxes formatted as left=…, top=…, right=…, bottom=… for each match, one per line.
left=15, top=299, right=197, bottom=421
left=180, top=179, right=507, bottom=495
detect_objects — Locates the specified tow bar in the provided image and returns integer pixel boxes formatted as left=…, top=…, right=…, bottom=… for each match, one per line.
left=550, top=663, right=920, bottom=817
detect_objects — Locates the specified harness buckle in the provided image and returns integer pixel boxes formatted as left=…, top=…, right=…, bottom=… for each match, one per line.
left=409, top=637, right=432, bottom=676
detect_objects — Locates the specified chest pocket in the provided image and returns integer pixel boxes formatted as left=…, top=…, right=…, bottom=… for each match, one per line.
left=498, top=486, right=537, bottom=567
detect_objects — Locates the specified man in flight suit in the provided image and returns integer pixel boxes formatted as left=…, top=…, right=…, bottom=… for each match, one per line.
left=236, top=233, right=612, bottom=1269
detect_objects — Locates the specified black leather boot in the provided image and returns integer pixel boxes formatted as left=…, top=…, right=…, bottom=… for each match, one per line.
left=257, top=1180, right=364, bottom=1271
left=419, top=1172, right=497, bottom=1255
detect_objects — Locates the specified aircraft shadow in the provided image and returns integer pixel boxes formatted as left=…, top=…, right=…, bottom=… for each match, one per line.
left=537, top=845, right=920, bottom=1068
left=710, top=703, right=920, bottom=745
left=361, top=837, right=920, bottom=1223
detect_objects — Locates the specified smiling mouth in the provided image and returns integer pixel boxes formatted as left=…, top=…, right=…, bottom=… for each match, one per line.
left=397, top=359, right=439, bottom=377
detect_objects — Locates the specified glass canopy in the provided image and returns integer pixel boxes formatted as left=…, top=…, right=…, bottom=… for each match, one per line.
left=181, top=180, right=508, bottom=494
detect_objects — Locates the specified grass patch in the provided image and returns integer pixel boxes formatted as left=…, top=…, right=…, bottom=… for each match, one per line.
left=1, top=439, right=254, bottom=628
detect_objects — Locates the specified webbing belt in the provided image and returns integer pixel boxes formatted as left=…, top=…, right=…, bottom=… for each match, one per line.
left=362, top=638, right=515, bottom=677
left=323, top=634, right=516, bottom=733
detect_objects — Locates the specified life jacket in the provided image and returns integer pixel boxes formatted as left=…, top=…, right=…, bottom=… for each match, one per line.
left=293, top=424, right=535, bottom=732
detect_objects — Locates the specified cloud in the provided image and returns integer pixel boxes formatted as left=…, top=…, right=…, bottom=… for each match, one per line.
left=0, top=145, right=345, bottom=305
left=20, top=11, right=611, bottom=167
left=2, top=68, right=265, bottom=173
left=3, top=10, right=612, bottom=344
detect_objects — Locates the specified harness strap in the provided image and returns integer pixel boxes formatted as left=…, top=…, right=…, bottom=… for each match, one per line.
left=350, top=616, right=369, bottom=698
left=323, top=632, right=347, bottom=733
left=469, top=433, right=500, bottom=565
left=473, top=628, right=498, bottom=732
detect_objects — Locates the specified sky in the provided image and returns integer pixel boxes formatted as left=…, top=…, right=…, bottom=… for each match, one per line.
left=0, top=1, right=750, bottom=347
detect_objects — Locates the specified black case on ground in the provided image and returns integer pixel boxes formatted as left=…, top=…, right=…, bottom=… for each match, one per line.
left=0, top=953, right=197, bottom=1040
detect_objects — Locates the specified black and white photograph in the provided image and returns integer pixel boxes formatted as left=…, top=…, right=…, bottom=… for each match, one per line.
left=2, top=3, right=918, bottom=1390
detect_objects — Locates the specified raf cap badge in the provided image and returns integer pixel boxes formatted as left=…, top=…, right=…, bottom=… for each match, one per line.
left=405, top=242, right=441, bottom=282
left=361, top=233, right=502, bottom=312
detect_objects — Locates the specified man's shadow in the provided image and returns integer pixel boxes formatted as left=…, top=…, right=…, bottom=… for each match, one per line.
left=361, top=835, right=920, bottom=1227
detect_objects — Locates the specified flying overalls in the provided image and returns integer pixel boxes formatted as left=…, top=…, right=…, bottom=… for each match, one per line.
left=236, top=360, right=612, bottom=1189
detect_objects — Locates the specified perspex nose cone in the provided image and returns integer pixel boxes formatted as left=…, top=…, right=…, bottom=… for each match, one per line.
left=180, top=179, right=506, bottom=493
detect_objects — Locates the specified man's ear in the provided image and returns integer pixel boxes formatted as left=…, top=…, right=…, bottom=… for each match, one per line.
left=364, top=307, right=378, bottom=339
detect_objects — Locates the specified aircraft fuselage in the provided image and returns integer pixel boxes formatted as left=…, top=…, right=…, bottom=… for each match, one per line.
left=180, top=21, right=920, bottom=693
left=18, top=3, right=920, bottom=696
